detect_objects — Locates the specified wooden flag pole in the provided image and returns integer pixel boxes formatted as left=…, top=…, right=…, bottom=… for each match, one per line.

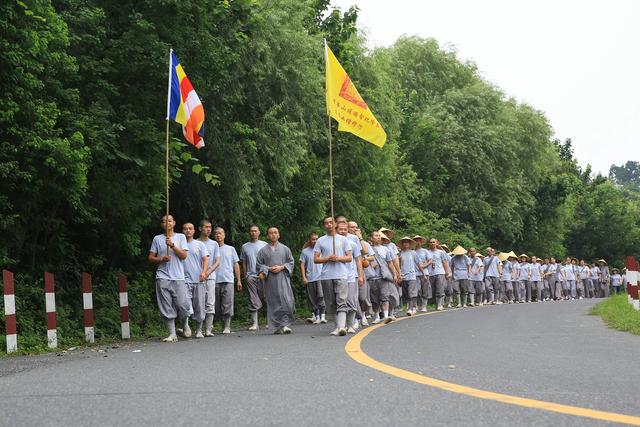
left=324, top=39, right=336, bottom=254
left=165, top=118, right=170, bottom=252
left=327, top=112, right=336, bottom=254
left=165, top=48, right=173, bottom=253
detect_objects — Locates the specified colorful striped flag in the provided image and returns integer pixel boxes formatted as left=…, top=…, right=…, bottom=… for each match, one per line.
left=166, top=49, right=205, bottom=148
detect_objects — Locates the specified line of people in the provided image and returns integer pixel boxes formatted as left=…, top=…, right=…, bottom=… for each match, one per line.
left=148, top=214, right=621, bottom=342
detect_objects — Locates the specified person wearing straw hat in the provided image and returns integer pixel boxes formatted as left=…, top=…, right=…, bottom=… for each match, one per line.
left=450, top=245, right=471, bottom=308
left=589, top=261, right=600, bottom=298
left=510, top=252, right=521, bottom=303
left=598, top=259, right=610, bottom=297
left=518, top=253, right=531, bottom=303
left=380, top=232, right=401, bottom=318
left=367, top=230, right=399, bottom=324
left=469, top=249, right=483, bottom=306
left=427, top=238, right=451, bottom=310
left=398, top=236, right=424, bottom=315
left=314, top=216, right=353, bottom=336
left=529, top=256, right=543, bottom=302
left=413, top=235, right=431, bottom=312
left=611, top=268, right=622, bottom=294
left=483, top=248, right=503, bottom=305
left=499, top=252, right=514, bottom=304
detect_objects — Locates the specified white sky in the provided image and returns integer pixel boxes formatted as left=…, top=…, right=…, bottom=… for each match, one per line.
left=332, top=0, right=639, bottom=175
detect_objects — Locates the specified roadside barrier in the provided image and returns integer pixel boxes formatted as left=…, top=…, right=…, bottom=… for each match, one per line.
left=3, top=270, right=17, bottom=353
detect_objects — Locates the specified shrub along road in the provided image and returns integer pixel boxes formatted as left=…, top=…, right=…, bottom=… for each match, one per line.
left=0, top=299, right=638, bottom=426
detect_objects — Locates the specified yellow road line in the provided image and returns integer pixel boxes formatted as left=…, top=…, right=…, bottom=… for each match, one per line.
left=345, top=311, right=640, bottom=426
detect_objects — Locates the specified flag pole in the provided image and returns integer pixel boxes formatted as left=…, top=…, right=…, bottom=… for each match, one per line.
left=165, top=48, right=173, bottom=252
left=324, top=39, right=336, bottom=254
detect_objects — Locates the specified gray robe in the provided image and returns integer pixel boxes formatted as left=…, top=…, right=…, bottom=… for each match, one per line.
left=256, top=243, right=296, bottom=329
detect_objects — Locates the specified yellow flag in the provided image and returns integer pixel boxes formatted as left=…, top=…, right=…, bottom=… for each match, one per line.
left=325, top=42, right=387, bottom=148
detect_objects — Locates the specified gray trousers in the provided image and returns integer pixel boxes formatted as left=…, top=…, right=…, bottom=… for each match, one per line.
left=543, top=279, right=551, bottom=300
left=205, top=279, right=216, bottom=314
left=417, top=275, right=432, bottom=307
left=471, top=280, right=482, bottom=296
left=576, top=279, right=585, bottom=298
left=522, top=280, right=531, bottom=302
left=501, top=280, right=513, bottom=302
left=388, top=282, right=400, bottom=312
left=359, top=279, right=372, bottom=312
left=485, top=276, right=499, bottom=303
left=554, top=280, right=564, bottom=299
left=568, top=280, right=576, bottom=298
left=346, top=281, right=360, bottom=314
left=402, top=280, right=419, bottom=299
left=215, top=282, right=234, bottom=319
left=186, top=282, right=206, bottom=322
left=600, top=280, right=610, bottom=297
left=156, top=279, right=189, bottom=320
left=246, top=275, right=266, bottom=312
left=322, top=279, right=348, bottom=314
left=306, top=280, right=325, bottom=315
left=430, top=275, right=445, bottom=297
left=531, top=280, right=542, bottom=301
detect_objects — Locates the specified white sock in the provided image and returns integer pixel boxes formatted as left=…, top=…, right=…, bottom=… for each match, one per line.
left=336, top=312, right=347, bottom=329
left=383, top=310, right=388, bottom=318
left=251, top=311, right=258, bottom=325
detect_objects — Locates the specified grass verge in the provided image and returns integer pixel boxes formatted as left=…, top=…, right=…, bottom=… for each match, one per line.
left=591, top=294, right=640, bottom=336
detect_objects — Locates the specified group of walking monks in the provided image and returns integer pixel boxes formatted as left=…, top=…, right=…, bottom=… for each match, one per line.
left=148, top=214, right=622, bottom=342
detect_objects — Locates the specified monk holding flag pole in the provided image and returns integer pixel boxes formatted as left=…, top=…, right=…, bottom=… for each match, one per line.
left=148, top=49, right=204, bottom=342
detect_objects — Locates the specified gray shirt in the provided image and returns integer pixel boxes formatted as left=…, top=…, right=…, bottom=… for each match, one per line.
left=483, top=255, right=501, bottom=278
left=150, top=233, right=188, bottom=281
left=184, top=239, right=209, bottom=283
left=241, top=240, right=268, bottom=277
left=199, top=238, right=220, bottom=281
left=399, top=249, right=418, bottom=281
left=300, top=246, right=322, bottom=282
left=451, top=255, right=470, bottom=280
left=313, top=234, right=351, bottom=281
left=216, top=244, right=239, bottom=284
left=427, top=249, right=448, bottom=276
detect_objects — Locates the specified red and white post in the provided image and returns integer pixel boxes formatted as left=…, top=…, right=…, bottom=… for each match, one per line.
left=44, top=272, right=57, bottom=349
left=3, top=270, right=17, bottom=353
left=82, top=273, right=94, bottom=343
left=118, top=274, right=130, bottom=339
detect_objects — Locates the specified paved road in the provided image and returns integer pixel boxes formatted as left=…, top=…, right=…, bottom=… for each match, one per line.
left=1, top=300, right=638, bottom=426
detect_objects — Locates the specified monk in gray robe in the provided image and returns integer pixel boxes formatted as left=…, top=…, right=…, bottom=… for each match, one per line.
left=257, top=227, right=296, bottom=334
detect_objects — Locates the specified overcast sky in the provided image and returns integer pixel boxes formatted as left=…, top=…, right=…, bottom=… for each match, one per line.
left=332, top=0, right=639, bottom=175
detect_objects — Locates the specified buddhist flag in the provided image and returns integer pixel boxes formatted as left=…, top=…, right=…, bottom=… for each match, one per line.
left=166, top=49, right=205, bottom=148
left=325, top=41, right=387, bottom=148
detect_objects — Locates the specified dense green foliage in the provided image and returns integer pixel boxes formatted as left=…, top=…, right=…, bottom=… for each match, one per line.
left=1, top=0, right=639, bottom=351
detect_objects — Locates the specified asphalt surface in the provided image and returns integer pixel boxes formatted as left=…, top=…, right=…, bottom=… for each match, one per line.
left=0, top=299, right=638, bottom=426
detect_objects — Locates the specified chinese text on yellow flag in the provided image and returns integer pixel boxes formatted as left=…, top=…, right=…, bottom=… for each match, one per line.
left=325, top=42, right=387, bottom=148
